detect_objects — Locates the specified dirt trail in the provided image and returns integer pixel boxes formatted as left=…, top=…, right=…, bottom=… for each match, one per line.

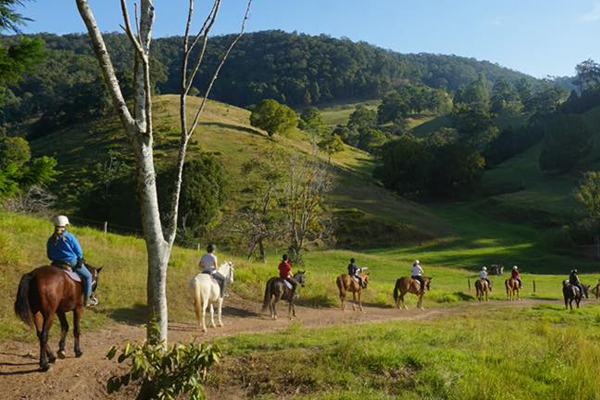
left=0, top=296, right=558, bottom=400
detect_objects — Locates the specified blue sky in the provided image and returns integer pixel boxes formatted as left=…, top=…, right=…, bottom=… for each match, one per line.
left=16, top=0, right=600, bottom=78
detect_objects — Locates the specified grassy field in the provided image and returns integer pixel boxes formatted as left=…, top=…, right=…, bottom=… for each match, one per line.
left=319, top=99, right=381, bottom=127
left=210, top=302, right=600, bottom=400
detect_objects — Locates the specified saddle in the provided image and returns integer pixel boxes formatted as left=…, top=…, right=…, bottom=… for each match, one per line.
left=282, top=279, right=293, bottom=290
left=51, top=261, right=81, bottom=282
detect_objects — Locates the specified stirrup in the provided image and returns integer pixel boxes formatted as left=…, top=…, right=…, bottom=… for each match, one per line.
left=85, top=296, right=98, bottom=307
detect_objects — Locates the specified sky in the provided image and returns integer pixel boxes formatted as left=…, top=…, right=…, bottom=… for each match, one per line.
left=14, top=0, right=600, bottom=78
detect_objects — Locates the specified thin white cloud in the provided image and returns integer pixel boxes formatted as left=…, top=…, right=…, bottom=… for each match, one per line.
left=488, top=16, right=503, bottom=26
left=582, top=2, right=600, bottom=22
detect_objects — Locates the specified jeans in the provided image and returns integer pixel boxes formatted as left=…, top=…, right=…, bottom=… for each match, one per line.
left=70, top=260, right=92, bottom=298
left=412, top=275, right=425, bottom=291
left=211, top=271, right=226, bottom=298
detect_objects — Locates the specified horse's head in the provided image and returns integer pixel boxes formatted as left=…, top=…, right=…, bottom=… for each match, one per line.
left=220, top=261, right=235, bottom=283
left=424, top=277, right=432, bottom=291
left=359, top=272, right=369, bottom=288
left=583, top=284, right=590, bottom=298
left=293, top=270, right=306, bottom=287
left=86, top=264, right=103, bottom=293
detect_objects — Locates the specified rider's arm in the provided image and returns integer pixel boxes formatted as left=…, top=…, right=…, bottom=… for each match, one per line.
left=68, top=233, right=84, bottom=260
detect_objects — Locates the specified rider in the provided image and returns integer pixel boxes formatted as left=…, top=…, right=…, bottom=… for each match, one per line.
left=278, top=254, right=298, bottom=295
left=199, top=244, right=227, bottom=298
left=347, top=258, right=364, bottom=288
left=479, top=266, right=492, bottom=291
left=411, top=259, right=425, bottom=293
left=511, top=266, right=522, bottom=289
left=569, top=269, right=584, bottom=295
left=46, top=215, right=97, bottom=307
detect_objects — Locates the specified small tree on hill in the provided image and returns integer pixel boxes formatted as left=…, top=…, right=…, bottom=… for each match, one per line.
left=250, top=99, right=297, bottom=137
left=317, top=134, right=344, bottom=164
left=348, top=105, right=377, bottom=131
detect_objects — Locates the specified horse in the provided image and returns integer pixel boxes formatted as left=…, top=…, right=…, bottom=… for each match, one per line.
left=393, top=276, right=432, bottom=310
left=562, top=281, right=589, bottom=310
left=336, top=269, right=369, bottom=311
left=505, top=277, right=520, bottom=301
left=475, top=278, right=490, bottom=302
left=14, top=263, right=102, bottom=372
left=189, top=261, right=234, bottom=333
left=262, top=271, right=306, bottom=320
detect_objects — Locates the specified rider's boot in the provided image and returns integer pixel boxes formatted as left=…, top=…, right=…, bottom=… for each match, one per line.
left=85, top=294, right=98, bottom=307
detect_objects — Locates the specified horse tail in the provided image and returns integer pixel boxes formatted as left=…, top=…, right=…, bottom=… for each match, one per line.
left=393, top=280, right=400, bottom=303
left=262, top=279, right=271, bottom=312
left=336, top=276, right=345, bottom=295
left=14, top=273, right=33, bottom=327
left=190, top=278, right=202, bottom=321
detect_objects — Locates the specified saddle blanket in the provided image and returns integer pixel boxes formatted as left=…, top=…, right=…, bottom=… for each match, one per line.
left=189, top=273, right=217, bottom=288
left=56, top=267, right=81, bottom=282
left=283, top=280, right=293, bottom=290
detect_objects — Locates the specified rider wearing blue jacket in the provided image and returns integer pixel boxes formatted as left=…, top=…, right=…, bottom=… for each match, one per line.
left=47, top=215, right=97, bottom=306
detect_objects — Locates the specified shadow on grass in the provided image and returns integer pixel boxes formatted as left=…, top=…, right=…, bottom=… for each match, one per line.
left=202, top=122, right=265, bottom=137
left=108, top=303, right=148, bottom=325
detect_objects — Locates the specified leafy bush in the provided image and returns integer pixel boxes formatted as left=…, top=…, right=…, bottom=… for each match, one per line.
left=106, top=324, right=221, bottom=400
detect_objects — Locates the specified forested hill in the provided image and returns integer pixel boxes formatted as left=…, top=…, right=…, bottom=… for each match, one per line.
left=1, top=30, right=536, bottom=118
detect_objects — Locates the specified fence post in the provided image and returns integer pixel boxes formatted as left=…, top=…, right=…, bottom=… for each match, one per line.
left=533, top=280, right=536, bottom=294
left=197, top=243, right=200, bottom=252
left=103, top=221, right=108, bottom=234
left=468, top=278, right=471, bottom=291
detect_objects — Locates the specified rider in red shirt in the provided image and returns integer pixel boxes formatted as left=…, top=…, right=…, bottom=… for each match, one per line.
left=278, top=254, right=297, bottom=293
left=511, top=266, right=522, bottom=288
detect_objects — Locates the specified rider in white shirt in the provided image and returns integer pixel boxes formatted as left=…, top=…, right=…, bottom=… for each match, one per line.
left=479, top=266, right=492, bottom=291
left=411, top=259, right=425, bottom=293
left=199, top=244, right=227, bottom=297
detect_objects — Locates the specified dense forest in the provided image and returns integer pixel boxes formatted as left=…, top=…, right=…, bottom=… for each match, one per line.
left=0, top=30, right=538, bottom=135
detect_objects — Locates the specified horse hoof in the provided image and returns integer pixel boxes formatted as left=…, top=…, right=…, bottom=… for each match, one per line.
left=48, top=354, right=56, bottom=364
left=75, top=350, right=83, bottom=358
left=40, top=363, right=51, bottom=372
left=58, top=350, right=66, bottom=359
left=218, top=323, right=223, bottom=328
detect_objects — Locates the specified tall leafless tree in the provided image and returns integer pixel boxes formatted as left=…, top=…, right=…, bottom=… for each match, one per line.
left=74, top=0, right=252, bottom=343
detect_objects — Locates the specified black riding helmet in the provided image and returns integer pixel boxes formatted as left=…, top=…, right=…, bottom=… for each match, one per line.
left=207, top=244, right=216, bottom=252
left=282, top=254, right=289, bottom=261
left=571, top=269, right=578, bottom=274
left=350, top=258, right=355, bottom=263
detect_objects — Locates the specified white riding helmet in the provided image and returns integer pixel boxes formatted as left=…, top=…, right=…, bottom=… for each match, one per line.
left=482, top=266, right=487, bottom=271
left=513, top=266, right=518, bottom=270
left=414, top=259, right=420, bottom=265
left=51, top=215, right=70, bottom=227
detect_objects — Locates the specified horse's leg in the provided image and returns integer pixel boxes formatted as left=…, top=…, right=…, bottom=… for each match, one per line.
left=340, top=289, right=346, bottom=311
left=40, top=312, right=56, bottom=370
left=73, top=305, right=83, bottom=358
left=33, top=312, right=46, bottom=370
left=358, top=290, right=363, bottom=312
left=292, top=300, right=297, bottom=318
left=352, top=291, right=357, bottom=311
left=288, top=299, right=293, bottom=319
left=210, top=303, right=216, bottom=328
left=202, top=297, right=209, bottom=333
left=57, top=311, right=69, bottom=359
left=417, top=293, right=424, bottom=310
left=217, top=298, right=223, bottom=327
left=400, top=293, right=407, bottom=310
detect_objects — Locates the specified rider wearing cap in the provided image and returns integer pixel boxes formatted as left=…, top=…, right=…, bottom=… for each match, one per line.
left=569, top=269, right=584, bottom=295
left=479, top=266, right=492, bottom=291
left=411, top=259, right=425, bottom=293
left=46, top=215, right=97, bottom=307
left=199, top=244, right=227, bottom=297
left=511, top=266, right=522, bottom=289
left=278, top=254, right=298, bottom=294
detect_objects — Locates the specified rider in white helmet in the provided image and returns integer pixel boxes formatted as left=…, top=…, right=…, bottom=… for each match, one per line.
left=411, top=259, right=425, bottom=293
left=479, top=266, right=492, bottom=291
left=47, top=215, right=97, bottom=306
left=511, top=266, right=522, bottom=289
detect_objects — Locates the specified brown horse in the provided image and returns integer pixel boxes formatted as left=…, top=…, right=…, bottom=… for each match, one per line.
left=14, top=264, right=101, bottom=371
left=336, top=272, right=369, bottom=311
left=475, top=278, right=489, bottom=302
left=505, top=277, right=520, bottom=301
left=261, top=271, right=306, bottom=320
left=393, top=276, right=432, bottom=310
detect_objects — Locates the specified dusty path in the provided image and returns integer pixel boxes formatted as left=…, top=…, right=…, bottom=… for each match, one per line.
left=0, top=296, right=560, bottom=400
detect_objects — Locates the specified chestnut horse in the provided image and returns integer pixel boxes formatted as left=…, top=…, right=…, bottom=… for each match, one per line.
left=475, top=278, right=489, bottom=302
left=336, top=271, right=369, bottom=311
left=14, top=264, right=101, bottom=371
left=505, top=277, right=520, bottom=301
left=393, top=276, right=432, bottom=309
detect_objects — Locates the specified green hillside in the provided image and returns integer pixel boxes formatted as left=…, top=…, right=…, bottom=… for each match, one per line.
left=30, top=95, right=450, bottom=244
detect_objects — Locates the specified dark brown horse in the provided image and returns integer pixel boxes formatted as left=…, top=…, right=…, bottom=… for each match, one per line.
left=262, top=271, right=306, bottom=320
left=505, top=277, right=520, bottom=301
left=475, top=278, right=490, bottom=302
left=14, top=264, right=101, bottom=371
left=336, top=271, right=369, bottom=311
left=563, top=281, right=589, bottom=310
left=393, top=276, right=432, bottom=309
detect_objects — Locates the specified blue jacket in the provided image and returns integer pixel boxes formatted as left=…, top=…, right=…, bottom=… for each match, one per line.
left=348, top=262, right=358, bottom=276
left=47, top=231, right=83, bottom=266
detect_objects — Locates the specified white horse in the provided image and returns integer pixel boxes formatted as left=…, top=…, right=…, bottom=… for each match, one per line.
left=189, top=262, right=234, bottom=333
